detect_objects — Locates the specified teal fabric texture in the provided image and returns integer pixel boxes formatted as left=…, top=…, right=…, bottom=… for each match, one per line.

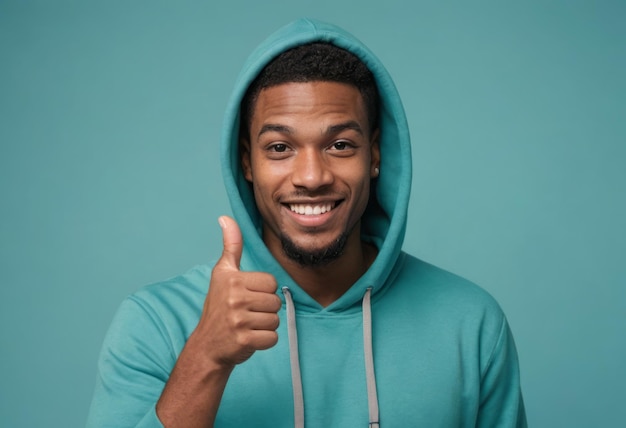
left=87, top=19, right=526, bottom=427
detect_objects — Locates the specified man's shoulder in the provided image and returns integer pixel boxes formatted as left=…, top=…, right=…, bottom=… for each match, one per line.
left=381, top=253, right=511, bottom=357
left=391, top=252, right=505, bottom=316
left=131, top=263, right=214, bottom=302
left=103, top=263, right=215, bottom=352
left=119, top=263, right=215, bottom=324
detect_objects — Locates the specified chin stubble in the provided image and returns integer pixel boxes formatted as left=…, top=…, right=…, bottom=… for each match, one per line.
left=281, top=233, right=348, bottom=267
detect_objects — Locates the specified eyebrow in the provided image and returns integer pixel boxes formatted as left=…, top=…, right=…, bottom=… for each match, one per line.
left=257, top=121, right=364, bottom=139
left=327, top=121, right=364, bottom=136
left=257, top=124, right=294, bottom=138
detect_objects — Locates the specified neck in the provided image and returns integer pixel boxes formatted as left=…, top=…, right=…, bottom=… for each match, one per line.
left=270, top=229, right=377, bottom=307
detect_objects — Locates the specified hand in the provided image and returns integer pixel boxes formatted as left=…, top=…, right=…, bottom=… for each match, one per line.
left=194, top=215, right=282, bottom=368
left=157, top=216, right=281, bottom=426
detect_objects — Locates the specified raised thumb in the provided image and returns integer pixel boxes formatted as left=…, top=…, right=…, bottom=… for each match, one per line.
left=218, top=216, right=243, bottom=270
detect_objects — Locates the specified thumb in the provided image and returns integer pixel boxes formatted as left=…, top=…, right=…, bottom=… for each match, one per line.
left=218, top=216, right=243, bottom=270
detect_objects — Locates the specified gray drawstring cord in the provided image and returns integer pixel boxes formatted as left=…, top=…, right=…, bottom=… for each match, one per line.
left=282, top=287, right=305, bottom=428
left=363, top=287, right=380, bottom=428
left=282, top=286, right=380, bottom=428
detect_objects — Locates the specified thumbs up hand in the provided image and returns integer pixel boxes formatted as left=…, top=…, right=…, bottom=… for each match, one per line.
left=155, top=216, right=281, bottom=425
left=194, top=216, right=282, bottom=368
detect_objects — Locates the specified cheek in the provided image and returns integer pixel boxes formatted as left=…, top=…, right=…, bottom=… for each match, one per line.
left=357, top=180, right=371, bottom=209
left=348, top=173, right=372, bottom=213
left=252, top=179, right=271, bottom=204
left=251, top=169, right=282, bottom=211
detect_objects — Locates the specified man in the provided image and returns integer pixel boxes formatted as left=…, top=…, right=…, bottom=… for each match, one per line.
left=88, top=19, right=526, bottom=427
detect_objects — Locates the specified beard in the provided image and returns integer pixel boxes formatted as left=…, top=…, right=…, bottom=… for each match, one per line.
left=281, top=232, right=348, bottom=267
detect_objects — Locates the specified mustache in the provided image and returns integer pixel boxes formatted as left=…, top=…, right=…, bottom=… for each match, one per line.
left=283, top=189, right=342, bottom=199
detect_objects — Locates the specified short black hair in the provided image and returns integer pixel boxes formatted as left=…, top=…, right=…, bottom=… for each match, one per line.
left=240, top=42, right=379, bottom=139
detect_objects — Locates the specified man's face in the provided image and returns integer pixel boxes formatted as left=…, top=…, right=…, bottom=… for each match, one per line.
left=241, top=81, right=380, bottom=266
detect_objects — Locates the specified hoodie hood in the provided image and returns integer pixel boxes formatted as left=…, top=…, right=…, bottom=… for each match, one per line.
left=220, top=19, right=412, bottom=313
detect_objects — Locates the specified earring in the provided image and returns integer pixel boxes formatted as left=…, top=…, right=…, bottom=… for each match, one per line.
left=374, top=167, right=380, bottom=177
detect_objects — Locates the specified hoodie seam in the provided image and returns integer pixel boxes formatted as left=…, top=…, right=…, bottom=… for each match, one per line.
left=287, top=311, right=366, bottom=320
left=278, top=252, right=408, bottom=316
left=479, top=312, right=507, bottom=384
left=126, top=295, right=178, bottom=363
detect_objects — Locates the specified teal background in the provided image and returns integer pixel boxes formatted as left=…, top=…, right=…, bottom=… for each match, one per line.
left=1, top=1, right=624, bottom=426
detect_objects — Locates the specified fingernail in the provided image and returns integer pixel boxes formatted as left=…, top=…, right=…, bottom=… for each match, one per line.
left=218, top=216, right=226, bottom=229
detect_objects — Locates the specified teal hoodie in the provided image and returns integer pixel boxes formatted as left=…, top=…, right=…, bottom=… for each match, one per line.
left=87, top=19, right=526, bottom=428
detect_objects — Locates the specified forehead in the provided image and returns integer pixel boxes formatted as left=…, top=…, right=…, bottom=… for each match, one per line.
left=250, top=81, right=368, bottom=130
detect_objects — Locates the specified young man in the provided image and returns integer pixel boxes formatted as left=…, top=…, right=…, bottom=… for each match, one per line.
left=88, top=19, right=526, bottom=428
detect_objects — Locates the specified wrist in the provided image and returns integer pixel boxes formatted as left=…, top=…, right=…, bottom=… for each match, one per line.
left=183, top=330, right=236, bottom=377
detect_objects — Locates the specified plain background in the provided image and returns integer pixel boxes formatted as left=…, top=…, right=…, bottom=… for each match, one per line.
left=1, top=1, right=624, bottom=427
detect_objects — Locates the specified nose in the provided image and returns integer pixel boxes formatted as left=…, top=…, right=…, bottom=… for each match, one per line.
left=290, top=148, right=334, bottom=190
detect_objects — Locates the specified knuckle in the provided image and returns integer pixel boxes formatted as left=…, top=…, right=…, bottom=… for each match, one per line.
left=225, top=295, right=238, bottom=309
left=236, top=331, right=253, bottom=348
left=225, top=275, right=241, bottom=288
left=229, top=313, right=246, bottom=329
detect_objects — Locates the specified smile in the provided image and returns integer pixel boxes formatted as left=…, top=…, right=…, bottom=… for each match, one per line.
left=289, top=202, right=336, bottom=216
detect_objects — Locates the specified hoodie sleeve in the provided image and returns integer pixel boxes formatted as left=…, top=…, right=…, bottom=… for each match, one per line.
left=86, top=296, right=175, bottom=428
left=476, top=316, right=528, bottom=428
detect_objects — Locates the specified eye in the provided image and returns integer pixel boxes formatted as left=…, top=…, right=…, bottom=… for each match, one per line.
left=327, top=140, right=357, bottom=156
left=269, top=143, right=288, bottom=152
left=332, top=141, right=348, bottom=150
left=330, top=140, right=356, bottom=151
left=265, top=142, right=292, bottom=159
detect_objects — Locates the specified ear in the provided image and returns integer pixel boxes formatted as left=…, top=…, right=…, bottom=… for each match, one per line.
left=240, top=137, right=253, bottom=182
left=370, top=128, right=381, bottom=178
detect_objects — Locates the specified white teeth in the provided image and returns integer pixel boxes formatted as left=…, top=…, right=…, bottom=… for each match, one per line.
left=289, top=202, right=335, bottom=215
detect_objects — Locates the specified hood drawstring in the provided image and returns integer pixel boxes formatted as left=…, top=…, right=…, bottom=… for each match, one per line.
left=282, top=287, right=305, bottom=428
left=281, top=287, right=380, bottom=428
left=362, top=287, right=380, bottom=428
